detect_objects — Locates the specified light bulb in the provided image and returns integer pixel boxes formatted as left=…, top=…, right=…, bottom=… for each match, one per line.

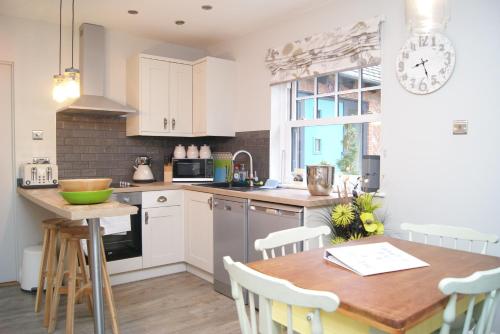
left=52, top=74, right=66, bottom=102
left=63, top=68, right=80, bottom=99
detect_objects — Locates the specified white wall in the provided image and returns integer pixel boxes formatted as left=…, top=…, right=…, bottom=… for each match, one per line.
left=208, top=0, right=500, bottom=252
left=0, top=15, right=206, bottom=278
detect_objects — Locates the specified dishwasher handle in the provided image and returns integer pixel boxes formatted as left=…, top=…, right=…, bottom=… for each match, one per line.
left=249, top=205, right=300, bottom=218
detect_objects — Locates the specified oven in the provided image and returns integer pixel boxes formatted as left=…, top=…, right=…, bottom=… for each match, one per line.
left=172, top=158, right=214, bottom=182
left=103, top=192, right=142, bottom=262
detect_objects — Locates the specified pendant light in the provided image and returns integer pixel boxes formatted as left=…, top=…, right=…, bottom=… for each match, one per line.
left=52, top=0, right=66, bottom=102
left=406, top=0, right=449, bottom=34
left=63, top=0, right=80, bottom=99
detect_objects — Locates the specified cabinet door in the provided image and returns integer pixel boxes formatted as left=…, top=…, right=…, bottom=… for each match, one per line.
left=192, top=61, right=207, bottom=135
left=142, top=206, right=184, bottom=268
left=169, top=63, right=193, bottom=135
left=184, top=191, right=213, bottom=273
left=140, top=58, right=170, bottom=133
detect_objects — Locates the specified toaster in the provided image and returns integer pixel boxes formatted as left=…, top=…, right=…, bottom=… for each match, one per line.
left=20, top=163, right=59, bottom=188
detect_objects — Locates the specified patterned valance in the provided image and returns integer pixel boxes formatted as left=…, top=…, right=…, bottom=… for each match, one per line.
left=265, top=16, right=383, bottom=84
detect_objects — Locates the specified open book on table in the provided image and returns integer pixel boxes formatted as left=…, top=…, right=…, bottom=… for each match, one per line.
left=324, top=242, right=429, bottom=276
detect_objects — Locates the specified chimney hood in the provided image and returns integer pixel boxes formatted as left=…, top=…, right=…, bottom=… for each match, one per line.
left=57, top=23, right=135, bottom=116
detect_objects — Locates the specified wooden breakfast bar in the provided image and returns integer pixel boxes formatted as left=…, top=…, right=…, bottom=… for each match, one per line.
left=18, top=188, right=137, bottom=334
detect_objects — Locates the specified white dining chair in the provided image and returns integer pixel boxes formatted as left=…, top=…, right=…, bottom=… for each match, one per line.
left=439, top=266, right=500, bottom=334
left=223, top=256, right=339, bottom=334
left=400, top=223, right=498, bottom=255
left=255, top=225, right=331, bottom=260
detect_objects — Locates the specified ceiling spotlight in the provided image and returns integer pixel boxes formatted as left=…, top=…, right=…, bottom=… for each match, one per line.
left=127, top=10, right=138, bottom=15
left=175, top=20, right=185, bottom=25
left=201, top=5, right=213, bottom=10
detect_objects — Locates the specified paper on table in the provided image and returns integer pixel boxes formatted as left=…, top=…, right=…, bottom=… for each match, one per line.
left=324, top=242, right=429, bottom=276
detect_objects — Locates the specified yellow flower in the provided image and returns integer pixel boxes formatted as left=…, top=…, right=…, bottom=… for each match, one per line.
left=331, top=236, right=346, bottom=245
left=375, top=221, right=384, bottom=235
left=349, top=233, right=363, bottom=241
left=332, top=204, right=354, bottom=227
left=360, top=212, right=375, bottom=224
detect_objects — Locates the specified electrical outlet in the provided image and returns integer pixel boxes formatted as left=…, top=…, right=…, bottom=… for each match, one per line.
left=32, top=130, right=44, bottom=140
left=453, top=120, right=468, bottom=135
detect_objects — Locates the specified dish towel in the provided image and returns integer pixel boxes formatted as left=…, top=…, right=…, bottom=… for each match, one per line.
left=97, top=215, right=131, bottom=235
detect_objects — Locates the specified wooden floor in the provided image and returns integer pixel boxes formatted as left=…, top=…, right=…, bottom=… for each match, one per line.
left=0, top=272, right=241, bottom=334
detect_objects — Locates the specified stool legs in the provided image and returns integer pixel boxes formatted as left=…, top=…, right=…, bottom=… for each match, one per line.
left=43, top=227, right=58, bottom=327
left=65, top=240, right=78, bottom=334
left=48, top=237, right=68, bottom=333
left=34, top=226, right=50, bottom=313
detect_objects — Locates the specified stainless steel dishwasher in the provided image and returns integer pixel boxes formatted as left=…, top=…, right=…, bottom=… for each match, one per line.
left=213, top=195, right=248, bottom=298
left=247, top=200, right=304, bottom=263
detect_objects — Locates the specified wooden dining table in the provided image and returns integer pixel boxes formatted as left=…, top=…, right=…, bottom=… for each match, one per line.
left=247, top=235, right=500, bottom=334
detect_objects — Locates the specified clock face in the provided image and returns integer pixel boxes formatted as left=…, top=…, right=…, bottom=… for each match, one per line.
left=396, top=33, right=455, bottom=95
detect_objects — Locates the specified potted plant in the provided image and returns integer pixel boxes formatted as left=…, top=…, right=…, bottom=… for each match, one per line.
left=325, top=188, right=384, bottom=244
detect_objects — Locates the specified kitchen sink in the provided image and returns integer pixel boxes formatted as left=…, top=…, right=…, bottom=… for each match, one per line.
left=196, top=182, right=266, bottom=192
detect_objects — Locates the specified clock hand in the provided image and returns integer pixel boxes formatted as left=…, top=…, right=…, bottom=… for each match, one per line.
left=420, top=58, right=429, bottom=78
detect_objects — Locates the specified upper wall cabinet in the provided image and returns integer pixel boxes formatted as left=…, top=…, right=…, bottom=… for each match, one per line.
left=193, top=57, right=236, bottom=137
left=126, top=54, right=193, bottom=136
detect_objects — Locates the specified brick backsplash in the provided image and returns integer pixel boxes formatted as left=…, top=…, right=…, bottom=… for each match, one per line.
left=56, top=114, right=270, bottom=182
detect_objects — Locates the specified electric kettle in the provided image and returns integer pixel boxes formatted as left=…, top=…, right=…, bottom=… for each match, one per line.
left=133, top=156, right=155, bottom=183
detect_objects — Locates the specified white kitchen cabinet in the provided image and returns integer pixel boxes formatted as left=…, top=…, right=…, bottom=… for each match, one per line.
left=126, top=54, right=192, bottom=136
left=142, top=191, right=184, bottom=268
left=193, top=57, right=236, bottom=137
left=184, top=190, right=214, bottom=273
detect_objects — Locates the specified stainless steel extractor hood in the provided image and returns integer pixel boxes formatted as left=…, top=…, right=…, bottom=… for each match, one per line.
left=57, top=23, right=135, bottom=116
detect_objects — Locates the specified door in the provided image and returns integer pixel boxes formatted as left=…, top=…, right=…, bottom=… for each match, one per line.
left=142, top=206, right=183, bottom=268
left=0, top=62, right=16, bottom=283
left=184, top=191, right=213, bottom=273
left=140, top=58, right=170, bottom=134
left=169, top=62, right=192, bottom=135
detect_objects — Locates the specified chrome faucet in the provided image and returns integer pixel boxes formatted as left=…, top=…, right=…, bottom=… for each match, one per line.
left=232, top=150, right=254, bottom=187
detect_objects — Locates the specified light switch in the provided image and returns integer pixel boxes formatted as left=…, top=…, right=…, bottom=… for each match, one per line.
left=32, top=130, right=44, bottom=140
left=453, top=120, right=468, bottom=135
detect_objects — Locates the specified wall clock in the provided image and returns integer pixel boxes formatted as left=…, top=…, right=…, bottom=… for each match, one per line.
left=396, top=33, right=455, bottom=95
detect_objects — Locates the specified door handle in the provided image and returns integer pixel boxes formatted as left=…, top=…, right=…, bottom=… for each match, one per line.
left=208, top=197, right=213, bottom=210
left=157, top=196, right=167, bottom=203
left=164, top=117, right=168, bottom=130
left=172, top=118, right=176, bottom=130
left=145, top=211, right=149, bottom=225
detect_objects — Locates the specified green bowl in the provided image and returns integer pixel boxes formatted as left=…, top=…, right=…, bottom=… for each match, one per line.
left=60, top=189, right=113, bottom=205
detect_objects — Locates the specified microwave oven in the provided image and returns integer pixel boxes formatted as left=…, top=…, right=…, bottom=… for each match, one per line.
left=172, top=158, right=214, bottom=182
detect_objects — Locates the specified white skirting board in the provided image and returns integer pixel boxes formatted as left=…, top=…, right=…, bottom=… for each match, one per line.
left=186, top=264, right=214, bottom=283
left=110, top=262, right=187, bottom=286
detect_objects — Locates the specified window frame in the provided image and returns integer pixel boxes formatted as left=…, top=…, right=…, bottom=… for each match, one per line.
left=281, top=66, right=382, bottom=182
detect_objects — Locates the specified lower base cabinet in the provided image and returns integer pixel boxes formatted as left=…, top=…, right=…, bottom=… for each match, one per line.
left=184, top=191, right=214, bottom=274
left=142, top=205, right=184, bottom=268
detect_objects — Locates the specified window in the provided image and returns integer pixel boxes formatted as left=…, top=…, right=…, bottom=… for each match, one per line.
left=281, top=65, right=381, bottom=181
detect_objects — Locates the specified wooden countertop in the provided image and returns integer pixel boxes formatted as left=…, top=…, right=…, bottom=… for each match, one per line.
left=184, top=184, right=343, bottom=207
left=111, top=181, right=342, bottom=207
left=17, top=188, right=137, bottom=220
left=247, top=235, right=500, bottom=333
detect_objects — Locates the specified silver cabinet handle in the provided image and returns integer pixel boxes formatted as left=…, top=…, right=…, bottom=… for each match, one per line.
left=208, top=197, right=213, bottom=210
left=145, top=211, right=149, bottom=225
left=164, top=118, right=168, bottom=130
left=172, top=118, right=176, bottom=130
left=157, top=196, right=167, bottom=203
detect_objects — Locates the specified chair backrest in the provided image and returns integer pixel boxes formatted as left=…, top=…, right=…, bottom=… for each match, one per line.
left=400, top=223, right=498, bottom=255
left=255, top=226, right=331, bottom=260
left=439, top=267, right=500, bottom=334
left=223, top=256, right=339, bottom=334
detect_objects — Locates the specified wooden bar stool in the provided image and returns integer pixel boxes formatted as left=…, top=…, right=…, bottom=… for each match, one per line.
left=35, top=218, right=72, bottom=327
left=48, top=225, right=119, bottom=334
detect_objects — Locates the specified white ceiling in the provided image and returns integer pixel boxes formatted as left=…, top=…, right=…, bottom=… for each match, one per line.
left=0, top=0, right=333, bottom=48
